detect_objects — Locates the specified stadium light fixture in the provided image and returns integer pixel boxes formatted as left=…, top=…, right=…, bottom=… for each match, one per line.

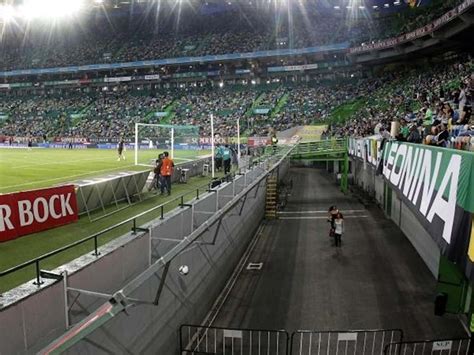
left=373, top=5, right=378, bottom=9
left=384, top=3, right=390, bottom=7
left=0, top=5, right=16, bottom=23
left=19, top=0, right=85, bottom=19
left=358, top=5, right=365, bottom=9
left=333, top=5, right=340, bottom=9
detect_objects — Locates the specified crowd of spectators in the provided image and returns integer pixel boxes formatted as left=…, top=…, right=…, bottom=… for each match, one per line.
left=1, top=58, right=472, bottom=151
left=0, top=93, right=93, bottom=139
left=0, top=81, right=360, bottom=140
left=329, top=59, right=473, bottom=151
left=2, top=0, right=464, bottom=71
left=173, top=87, right=258, bottom=138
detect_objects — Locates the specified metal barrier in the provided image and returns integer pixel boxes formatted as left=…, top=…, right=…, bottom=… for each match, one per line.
left=0, top=146, right=290, bottom=297
left=384, top=338, right=471, bottom=355
left=0, top=174, right=234, bottom=294
left=37, top=147, right=294, bottom=353
left=180, top=325, right=289, bottom=355
left=290, top=329, right=403, bottom=355
left=292, top=139, right=347, bottom=157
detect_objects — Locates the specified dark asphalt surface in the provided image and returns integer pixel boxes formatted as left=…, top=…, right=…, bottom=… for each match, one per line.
left=211, top=167, right=466, bottom=340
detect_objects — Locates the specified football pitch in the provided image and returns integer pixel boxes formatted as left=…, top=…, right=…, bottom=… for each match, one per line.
left=0, top=148, right=210, bottom=193
left=0, top=147, right=213, bottom=293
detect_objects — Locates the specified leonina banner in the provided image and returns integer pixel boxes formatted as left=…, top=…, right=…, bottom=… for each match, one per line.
left=381, top=141, right=473, bottom=242
left=0, top=185, right=78, bottom=242
left=349, top=138, right=474, bottom=280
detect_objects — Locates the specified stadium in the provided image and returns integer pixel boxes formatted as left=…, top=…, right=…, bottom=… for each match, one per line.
left=0, top=0, right=473, bottom=353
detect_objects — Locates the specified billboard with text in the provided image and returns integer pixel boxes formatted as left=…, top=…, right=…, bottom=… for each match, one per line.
left=0, top=185, right=78, bottom=242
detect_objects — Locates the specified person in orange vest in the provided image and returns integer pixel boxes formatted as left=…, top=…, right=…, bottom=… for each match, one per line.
left=160, top=151, right=174, bottom=195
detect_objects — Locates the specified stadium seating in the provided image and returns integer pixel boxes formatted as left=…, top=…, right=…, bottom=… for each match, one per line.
left=1, top=57, right=471, bottom=152
left=329, top=59, right=473, bottom=151
left=0, top=0, right=471, bottom=152
left=0, top=0, right=463, bottom=71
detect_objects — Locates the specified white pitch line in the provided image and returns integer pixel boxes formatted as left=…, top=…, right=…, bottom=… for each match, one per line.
left=279, top=216, right=368, bottom=220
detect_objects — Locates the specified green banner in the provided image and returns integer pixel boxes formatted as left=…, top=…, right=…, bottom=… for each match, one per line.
left=382, top=141, right=474, bottom=215
left=349, top=137, right=474, bottom=281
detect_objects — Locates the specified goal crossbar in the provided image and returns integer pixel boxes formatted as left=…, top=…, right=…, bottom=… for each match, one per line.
left=134, top=123, right=198, bottom=166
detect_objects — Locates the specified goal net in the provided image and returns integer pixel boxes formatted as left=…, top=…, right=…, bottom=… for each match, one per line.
left=134, top=123, right=201, bottom=167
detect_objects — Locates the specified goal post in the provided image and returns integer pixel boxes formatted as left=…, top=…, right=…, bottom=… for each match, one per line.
left=134, top=123, right=201, bottom=167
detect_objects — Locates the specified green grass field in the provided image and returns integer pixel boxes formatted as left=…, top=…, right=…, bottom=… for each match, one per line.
left=0, top=147, right=213, bottom=293
left=0, top=148, right=210, bottom=194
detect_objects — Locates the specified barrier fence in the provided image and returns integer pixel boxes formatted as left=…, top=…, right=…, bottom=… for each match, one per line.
left=180, top=325, right=289, bottom=355
left=291, top=139, right=347, bottom=158
left=0, top=145, right=288, bottom=297
left=290, top=329, right=404, bottom=355
left=384, top=338, right=471, bottom=355
left=178, top=326, right=472, bottom=355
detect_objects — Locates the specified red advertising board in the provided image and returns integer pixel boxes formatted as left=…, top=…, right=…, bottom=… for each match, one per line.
left=0, top=185, right=78, bottom=242
left=248, top=137, right=270, bottom=147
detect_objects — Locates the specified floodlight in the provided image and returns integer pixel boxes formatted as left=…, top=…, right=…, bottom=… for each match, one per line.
left=334, top=5, right=340, bottom=9
left=0, top=5, right=15, bottom=22
left=251, top=80, right=256, bottom=85
left=19, top=0, right=85, bottom=20
left=218, top=82, right=224, bottom=88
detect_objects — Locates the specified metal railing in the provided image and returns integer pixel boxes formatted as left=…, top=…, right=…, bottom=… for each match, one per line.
left=0, top=145, right=292, bottom=296
left=384, top=338, right=471, bottom=355
left=290, top=329, right=403, bottom=355
left=36, top=146, right=294, bottom=353
left=0, top=175, right=232, bottom=293
left=180, top=324, right=289, bottom=355
left=292, top=139, right=347, bottom=157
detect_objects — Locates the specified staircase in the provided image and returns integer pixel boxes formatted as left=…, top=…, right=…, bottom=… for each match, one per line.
left=265, top=176, right=278, bottom=219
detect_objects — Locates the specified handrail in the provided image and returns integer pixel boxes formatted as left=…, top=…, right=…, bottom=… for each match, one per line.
left=0, top=146, right=289, bottom=293
left=0, top=172, right=236, bottom=289
left=35, top=146, right=294, bottom=353
left=292, top=138, right=347, bottom=155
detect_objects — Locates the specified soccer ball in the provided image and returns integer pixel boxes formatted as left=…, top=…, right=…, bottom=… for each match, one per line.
left=178, top=265, right=189, bottom=276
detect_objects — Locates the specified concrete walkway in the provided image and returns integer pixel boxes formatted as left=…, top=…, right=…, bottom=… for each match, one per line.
left=211, top=167, right=466, bottom=340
